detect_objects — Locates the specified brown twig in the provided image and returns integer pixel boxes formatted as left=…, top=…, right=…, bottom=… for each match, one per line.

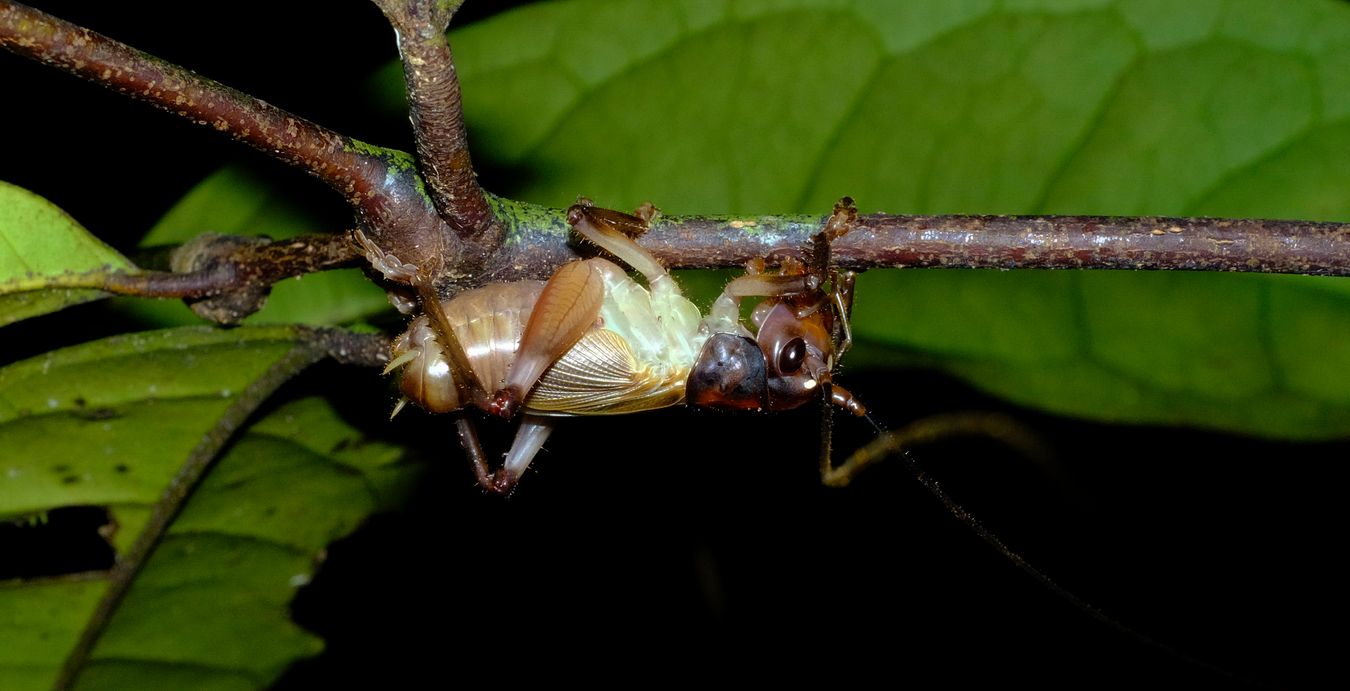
left=372, top=0, right=493, bottom=240
left=4, top=1, right=1347, bottom=291
left=162, top=232, right=364, bottom=323
left=0, top=0, right=455, bottom=283
left=24, top=232, right=362, bottom=324
left=122, top=232, right=358, bottom=295
left=676, top=212, right=1350, bottom=276
left=14, top=233, right=363, bottom=323
left=480, top=204, right=1350, bottom=281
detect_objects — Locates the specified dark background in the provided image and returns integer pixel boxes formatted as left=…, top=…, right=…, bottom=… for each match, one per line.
left=4, top=2, right=1348, bottom=688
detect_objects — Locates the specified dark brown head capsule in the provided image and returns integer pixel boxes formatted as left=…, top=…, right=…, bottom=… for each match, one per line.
left=686, top=333, right=769, bottom=411
left=687, top=297, right=836, bottom=413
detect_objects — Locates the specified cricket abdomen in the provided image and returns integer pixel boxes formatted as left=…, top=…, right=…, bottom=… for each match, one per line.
left=392, top=280, right=545, bottom=413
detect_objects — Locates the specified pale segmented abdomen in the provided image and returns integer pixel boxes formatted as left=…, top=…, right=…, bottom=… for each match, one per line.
left=391, top=280, right=545, bottom=413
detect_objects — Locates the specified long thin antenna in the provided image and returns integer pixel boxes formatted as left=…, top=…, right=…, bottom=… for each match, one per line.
left=892, top=438, right=1261, bottom=687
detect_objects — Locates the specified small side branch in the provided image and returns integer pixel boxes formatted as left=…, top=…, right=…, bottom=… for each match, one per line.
left=23, top=233, right=362, bottom=323
left=106, top=232, right=360, bottom=323
left=373, top=0, right=494, bottom=239
left=164, top=231, right=365, bottom=322
left=303, top=327, right=393, bottom=369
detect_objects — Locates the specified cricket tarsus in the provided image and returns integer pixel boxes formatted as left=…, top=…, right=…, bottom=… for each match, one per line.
left=487, top=388, right=522, bottom=419
left=453, top=416, right=495, bottom=490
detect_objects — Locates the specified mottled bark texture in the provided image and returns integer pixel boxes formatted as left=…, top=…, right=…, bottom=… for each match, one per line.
left=2, top=0, right=1348, bottom=319
left=372, top=0, right=494, bottom=240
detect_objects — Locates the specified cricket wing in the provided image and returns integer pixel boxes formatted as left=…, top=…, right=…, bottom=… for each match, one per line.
left=526, top=328, right=686, bottom=414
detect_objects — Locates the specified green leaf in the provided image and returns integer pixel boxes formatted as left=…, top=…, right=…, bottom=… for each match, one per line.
left=139, top=166, right=317, bottom=248
left=120, top=165, right=391, bottom=328
left=81, top=398, right=415, bottom=690
left=0, top=327, right=413, bottom=690
left=418, top=0, right=1350, bottom=438
left=0, top=181, right=134, bottom=327
left=0, top=326, right=305, bottom=525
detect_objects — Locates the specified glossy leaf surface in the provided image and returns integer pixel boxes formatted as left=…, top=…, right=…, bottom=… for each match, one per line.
left=0, top=181, right=133, bottom=327
left=0, top=323, right=412, bottom=689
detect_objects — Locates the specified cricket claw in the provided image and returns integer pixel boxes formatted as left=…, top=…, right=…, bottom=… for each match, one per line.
left=489, top=468, right=518, bottom=495
left=487, top=387, right=521, bottom=419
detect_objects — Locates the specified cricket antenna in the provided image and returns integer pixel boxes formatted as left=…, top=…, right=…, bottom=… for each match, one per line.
left=825, top=408, right=1265, bottom=687
left=862, top=410, right=885, bottom=436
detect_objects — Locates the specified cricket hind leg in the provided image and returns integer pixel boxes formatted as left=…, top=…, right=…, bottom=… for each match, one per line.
left=454, top=415, right=495, bottom=490
left=487, top=197, right=679, bottom=419
left=487, top=259, right=606, bottom=419
left=454, top=414, right=556, bottom=495
left=495, top=414, right=555, bottom=493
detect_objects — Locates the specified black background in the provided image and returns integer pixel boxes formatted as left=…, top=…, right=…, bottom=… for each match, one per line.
left=3, top=2, right=1348, bottom=688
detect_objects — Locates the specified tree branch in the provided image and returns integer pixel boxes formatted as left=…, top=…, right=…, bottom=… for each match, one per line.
left=25, top=232, right=363, bottom=323
left=0, top=0, right=455, bottom=283
left=483, top=201, right=1350, bottom=280
left=3, top=0, right=1347, bottom=305
left=373, top=0, right=493, bottom=240
left=158, top=231, right=364, bottom=323
left=0, top=3, right=358, bottom=199
left=709, top=212, right=1350, bottom=275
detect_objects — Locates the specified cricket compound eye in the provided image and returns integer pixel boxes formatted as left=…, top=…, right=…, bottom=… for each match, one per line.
left=757, top=302, right=833, bottom=411
left=777, top=337, right=806, bottom=374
